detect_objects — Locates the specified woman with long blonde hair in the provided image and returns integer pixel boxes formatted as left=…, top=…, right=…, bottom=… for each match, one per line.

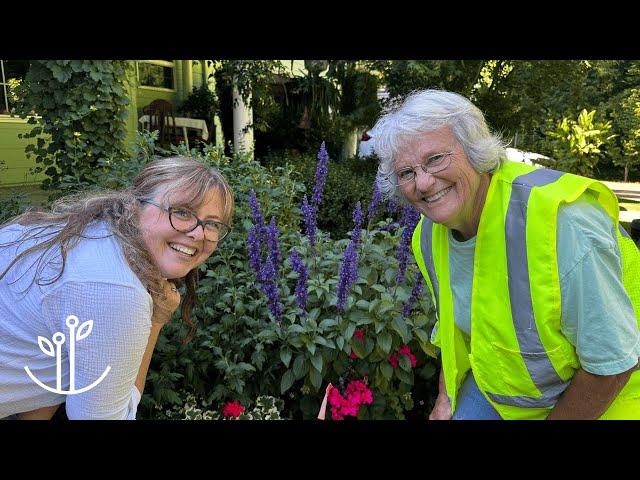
left=0, top=156, right=234, bottom=420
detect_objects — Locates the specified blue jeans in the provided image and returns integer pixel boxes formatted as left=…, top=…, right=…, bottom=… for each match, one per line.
left=451, top=371, right=503, bottom=420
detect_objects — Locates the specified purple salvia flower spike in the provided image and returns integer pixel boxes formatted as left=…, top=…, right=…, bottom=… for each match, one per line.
left=266, top=216, right=281, bottom=276
left=260, top=255, right=282, bottom=323
left=311, top=141, right=329, bottom=211
left=336, top=202, right=364, bottom=312
left=301, top=194, right=317, bottom=247
left=367, top=179, right=383, bottom=222
left=402, top=270, right=425, bottom=318
left=289, top=248, right=309, bottom=314
left=248, top=189, right=267, bottom=240
left=395, top=205, right=421, bottom=285
left=247, top=224, right=263, bottom=283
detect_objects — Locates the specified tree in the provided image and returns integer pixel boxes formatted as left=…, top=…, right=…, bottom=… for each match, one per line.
left=543, top=109, right=615, bottom=177
left=610, top=88, right=640, bottom=181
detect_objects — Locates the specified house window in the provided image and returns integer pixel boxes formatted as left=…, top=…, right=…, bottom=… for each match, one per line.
left=0, top=60, right=29, bottom=114
left=138, top=60, right=175, bottom=90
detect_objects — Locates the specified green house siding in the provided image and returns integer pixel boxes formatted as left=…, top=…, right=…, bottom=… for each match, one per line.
left=0, top=117, right=46, bottom=186
left=2, top=60, right=216, bottom=187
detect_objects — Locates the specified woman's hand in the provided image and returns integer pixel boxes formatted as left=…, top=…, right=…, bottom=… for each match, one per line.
left=429, top=369, right=452, bottom=420
left=150, top=279, right=181, bottom=327
left=429, top=394, right=453, bottom=420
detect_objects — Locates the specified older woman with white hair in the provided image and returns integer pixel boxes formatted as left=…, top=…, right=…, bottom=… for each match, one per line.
left=372, top=89, right=640, bottom=420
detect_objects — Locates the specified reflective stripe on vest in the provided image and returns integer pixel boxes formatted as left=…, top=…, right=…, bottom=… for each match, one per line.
left=420, top=219, right=439, bottom=317
left=620, top=224, right=631, bottom=239
left=487, top=167, right=571, bottom=408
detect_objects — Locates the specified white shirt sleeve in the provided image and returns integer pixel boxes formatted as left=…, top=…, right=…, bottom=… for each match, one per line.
left=41, top=280, right=152, bottom=420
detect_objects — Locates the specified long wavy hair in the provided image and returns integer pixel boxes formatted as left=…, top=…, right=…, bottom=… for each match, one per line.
left=0, top=156, right=234, bottom=343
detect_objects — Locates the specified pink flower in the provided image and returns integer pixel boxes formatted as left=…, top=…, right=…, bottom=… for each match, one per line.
left=388, top=353, right=399, bottom=368
left=391, top=345, right=418, bottom=368
left=408, top=353, right=417, bottom=368
left=327, top=378, right=375, bottom=420
left=222, top=400, right=245, bottom=418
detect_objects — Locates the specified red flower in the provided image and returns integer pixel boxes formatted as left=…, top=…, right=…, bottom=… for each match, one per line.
left=222, top=400, right=245, bottom=418
left=388, top=353, right=399, bottom=368
left=349, top=350, right=359, bottom=359
left=353, top=329, right=365, bottom=341
left=327, top=378, right=374, bottom=420
left=390, top=345, right=417, bottom=368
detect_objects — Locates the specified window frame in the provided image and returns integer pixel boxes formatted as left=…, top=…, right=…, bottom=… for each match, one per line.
left=137, top=60, right=176, bottom=92
left=0, top=60, right=31, bottom=120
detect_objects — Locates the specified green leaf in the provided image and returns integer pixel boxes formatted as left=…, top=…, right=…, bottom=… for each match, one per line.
left=310, top=352, right=323, bottom=372
left=306, top=341, right=316, bottom=356
left=399, top=354, right=412, bottom=372
left=336, top=336, right=345, bottom=351
left=355, top=299, right=370, bottom=310
left=349, top=310, right=373, bottom=325
left=414, top=328, right=430, bottom=343
left=280, top=369, right=295, bottom=394
left=391, top=317, right=409, bottom=341
left=343, top=323, right=356, bottom=340
left=384, top=268, right=396, bottom=284
left=293, top=354, right=306, bottom=379
left=395, top=366, right=413, bottom=385
left=280, top=348, right=292, bottom=367
left=371, top=284, right=386, bottom=293
left=319, top=318, right=337, bottom=329
left=419, top=362, right=436, bottom=380
left=309, top=367, right=322, bottom=391
left=352, top=339, right=367, bottom=358
left=308, top=308, right=321, bottom=322
left=380, top=361, right=393, bottom=380
left=377, top=332, right=392, bottom=354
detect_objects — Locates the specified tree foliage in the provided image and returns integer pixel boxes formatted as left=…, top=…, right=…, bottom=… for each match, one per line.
left=16, top=60, right=134, bottom=191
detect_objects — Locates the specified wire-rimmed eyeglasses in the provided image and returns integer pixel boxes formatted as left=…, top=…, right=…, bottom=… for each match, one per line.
left=140, top=199, right=231, bottom=243
left=390, top=151, right=455, bottom=187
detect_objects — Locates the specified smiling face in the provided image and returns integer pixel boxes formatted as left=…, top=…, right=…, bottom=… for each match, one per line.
left=395, top=126, right=490, bottom=240
left=138, top=188, right=226, bottom=279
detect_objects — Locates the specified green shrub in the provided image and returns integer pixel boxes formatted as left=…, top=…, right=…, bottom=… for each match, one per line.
left=139, top=143, right=439, bottom=420
left=259, top=150, right=381, bottom=238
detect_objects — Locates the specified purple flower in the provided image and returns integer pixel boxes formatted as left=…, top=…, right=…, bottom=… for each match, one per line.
left=395, top=205, right=421, bottom=285
left=387, top=196, right=400, bottom=214
left=367, top=179, right=383, bottom=223
left=248, top=189, right=267, bottom=240
left=266, top=217, right=281, bottom=276
left=260, top=256, right=282, bottom=324
left=402, top=270, right=425, bottom=318
left=337, top=243, right=359, bottom=312
left=301, top=194, right=317, bottom=247
left=351, top=201, right=364, bottom=246
left=336, top=202, right=364, bottom=312
left=247, top=224, right=263, bottom=281
left=311, top=141, right=329, bottom=211
left=288, top=248, right=309, bottom=314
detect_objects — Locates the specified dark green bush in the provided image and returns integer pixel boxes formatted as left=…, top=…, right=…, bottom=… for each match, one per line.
left=259, top=150, right=381, bottom=238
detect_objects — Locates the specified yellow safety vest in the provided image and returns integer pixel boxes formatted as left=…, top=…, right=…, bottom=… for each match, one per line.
left=412, top=161, right=640, bottom=419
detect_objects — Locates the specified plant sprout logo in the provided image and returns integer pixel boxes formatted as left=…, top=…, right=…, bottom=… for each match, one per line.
left=24, top=315, right=111, bottom=395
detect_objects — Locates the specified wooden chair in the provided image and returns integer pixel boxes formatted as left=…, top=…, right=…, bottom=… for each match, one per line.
left=142, top=99, right=179, bottom=148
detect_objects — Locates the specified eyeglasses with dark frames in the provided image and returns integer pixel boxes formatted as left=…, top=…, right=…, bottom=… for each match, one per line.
left=140, top=199, right=231, bottom=243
